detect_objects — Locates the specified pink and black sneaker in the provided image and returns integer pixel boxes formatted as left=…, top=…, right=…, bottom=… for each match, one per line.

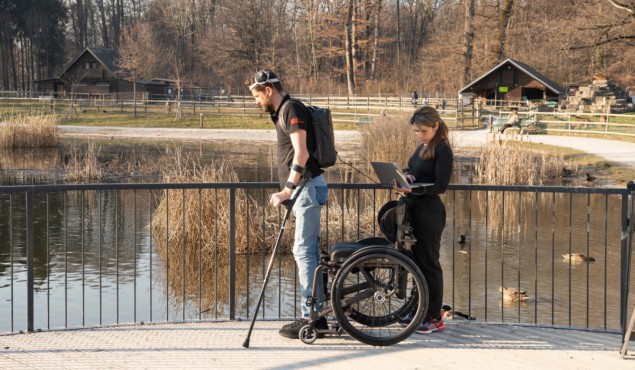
left=415, top=319, right=445, bottom=334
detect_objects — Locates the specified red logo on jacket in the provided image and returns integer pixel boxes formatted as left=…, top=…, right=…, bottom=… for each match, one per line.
left=290, top=117, right=304, bottom=125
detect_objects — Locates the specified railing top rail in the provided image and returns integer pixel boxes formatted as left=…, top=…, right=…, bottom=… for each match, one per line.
left=0, top=182, right=630, bottom=195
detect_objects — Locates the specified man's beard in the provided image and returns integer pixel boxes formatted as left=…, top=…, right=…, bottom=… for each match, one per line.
left=264, top=100, right=275, bottom=114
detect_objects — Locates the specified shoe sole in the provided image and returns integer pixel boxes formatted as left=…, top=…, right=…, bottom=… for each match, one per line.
left=278, top=331, right=300, bottom=339
left=415, top=326, right=444, bottom=334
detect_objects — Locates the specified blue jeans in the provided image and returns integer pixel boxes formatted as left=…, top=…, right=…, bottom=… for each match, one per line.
left=292, top=174, right=328, bottom=318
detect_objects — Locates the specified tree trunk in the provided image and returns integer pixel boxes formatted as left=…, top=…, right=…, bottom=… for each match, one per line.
left=370, top=0, right=382, bottom=82
left=494, top=0, right=513, bottom=63
left=461, top=0, right=475, bottom=87
left=396, top=0, right=400, bottom=65
left=96, top=0, right=110, bottom=47
left=345, top=0, right=356, bottom=95
left=307, top=0, right=318, bottom=83
left=352, top=0, right=358, bottom=76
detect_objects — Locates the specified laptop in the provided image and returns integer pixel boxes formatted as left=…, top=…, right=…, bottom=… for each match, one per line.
left=370, top=161, right=434, bottom=189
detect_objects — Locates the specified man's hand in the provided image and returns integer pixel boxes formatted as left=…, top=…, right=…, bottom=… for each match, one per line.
left=269, top=189, right=293, bottom=207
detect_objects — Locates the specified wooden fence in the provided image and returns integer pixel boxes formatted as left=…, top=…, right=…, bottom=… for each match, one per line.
left=1, top=92, right=633, bottom=134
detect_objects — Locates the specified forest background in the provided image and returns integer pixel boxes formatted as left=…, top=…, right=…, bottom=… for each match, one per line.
left=1, top=0, right=634, bottom=96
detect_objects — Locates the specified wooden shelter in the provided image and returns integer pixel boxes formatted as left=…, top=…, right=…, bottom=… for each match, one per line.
left=34, top=47, right=165, bottom=98
left=459, top=59, right=564, bottom=105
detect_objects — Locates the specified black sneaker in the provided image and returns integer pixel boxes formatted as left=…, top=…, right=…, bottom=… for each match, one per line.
left=314, top=316, right=329, bottom=338
left=279, top=317, right=329, bottom=339
left=279, top=319, right=309, bottom=338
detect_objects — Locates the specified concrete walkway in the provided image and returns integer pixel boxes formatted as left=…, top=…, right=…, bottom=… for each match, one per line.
left=1, top=321, right=633, bottom=369
left=452, top=129, right=635, bottom=168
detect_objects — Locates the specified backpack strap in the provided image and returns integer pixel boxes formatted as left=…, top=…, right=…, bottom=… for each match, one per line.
left=278, top=98, right=311, bottom=136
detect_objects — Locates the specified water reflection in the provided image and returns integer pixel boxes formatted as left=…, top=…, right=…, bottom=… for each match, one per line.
left=0, top=138, right=633, bottom=334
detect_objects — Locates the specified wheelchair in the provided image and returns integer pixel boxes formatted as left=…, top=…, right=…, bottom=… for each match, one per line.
left=298, top=199, right=429, bottom=346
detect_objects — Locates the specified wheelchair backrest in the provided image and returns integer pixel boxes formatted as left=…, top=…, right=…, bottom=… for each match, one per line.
left=377, top=199, right=415, bottom=252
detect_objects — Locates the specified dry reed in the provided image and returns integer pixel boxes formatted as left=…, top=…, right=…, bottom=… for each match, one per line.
left=359, top=112, right=418, bottom=172
left=321, top=196, right=378, bottom=245
left=474, top=141, right=565, bottom=185
left=0, top=113, right=60, bottom=148
left=63, top=140, right=104, bottom=182
left=151, top=147, right=264, bottom=259
left=473, top=141, right=566, bottom=230
left=358, top=112, right=418, bottom=206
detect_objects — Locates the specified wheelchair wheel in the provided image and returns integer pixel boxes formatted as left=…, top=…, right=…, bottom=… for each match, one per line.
left=331, top=247, right=428, bottom=346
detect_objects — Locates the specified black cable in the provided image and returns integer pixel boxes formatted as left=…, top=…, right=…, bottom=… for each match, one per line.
left=336, top=154, right=378, bottom=184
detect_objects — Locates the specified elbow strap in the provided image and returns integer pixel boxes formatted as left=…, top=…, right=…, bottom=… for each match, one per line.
left=291, top=163, right=306, bottom=175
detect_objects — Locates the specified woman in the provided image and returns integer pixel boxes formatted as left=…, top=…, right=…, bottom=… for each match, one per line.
left=393, top=106, right=453, bottom=334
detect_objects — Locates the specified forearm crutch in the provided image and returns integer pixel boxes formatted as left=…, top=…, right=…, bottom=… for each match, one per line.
left=242, top=176, right=310, bottom=348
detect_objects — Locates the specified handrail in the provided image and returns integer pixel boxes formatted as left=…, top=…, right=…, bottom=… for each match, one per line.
left=0, top=182, right=633, bottom=337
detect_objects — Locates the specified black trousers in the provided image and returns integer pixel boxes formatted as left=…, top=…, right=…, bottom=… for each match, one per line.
left=406, top=195, right=446, bottom=321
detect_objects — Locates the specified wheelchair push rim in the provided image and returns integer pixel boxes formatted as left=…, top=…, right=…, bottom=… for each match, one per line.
left=330, top=247, right=428, bottom=346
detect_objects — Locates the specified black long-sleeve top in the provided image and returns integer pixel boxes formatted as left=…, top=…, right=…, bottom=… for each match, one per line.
left=403, top=141, right=453, bottom=196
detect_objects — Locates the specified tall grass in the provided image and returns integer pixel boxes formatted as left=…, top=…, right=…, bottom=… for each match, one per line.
left=359, top=112, right=418, bottom=172
left=475, top=141, right=565, bottom=185
left=0, top=113, right=60, bottom=148
left=151, top=147, right=263, bottom=257
left=63, top=140, right=104, bottom=182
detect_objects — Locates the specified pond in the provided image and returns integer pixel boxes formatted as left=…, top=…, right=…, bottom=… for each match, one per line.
left=0, top=136, right=631, bottom=333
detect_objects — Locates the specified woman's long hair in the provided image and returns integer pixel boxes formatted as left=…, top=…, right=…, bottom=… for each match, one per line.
left=409, top=106, right=450, bottom=160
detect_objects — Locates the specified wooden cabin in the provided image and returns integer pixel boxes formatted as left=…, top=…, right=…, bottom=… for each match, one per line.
left=459, top=59, right=564, bottom=106
left=35, top=47, right=166, bottom=99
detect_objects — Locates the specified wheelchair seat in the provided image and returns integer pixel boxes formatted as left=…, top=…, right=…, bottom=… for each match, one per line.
left=329, top=236, right=393, bottom=262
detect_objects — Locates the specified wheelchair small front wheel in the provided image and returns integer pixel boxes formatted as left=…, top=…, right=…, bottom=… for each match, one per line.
left=331, top=248, right=428, bottom=346
left=299, top=324, right=318, bottom=344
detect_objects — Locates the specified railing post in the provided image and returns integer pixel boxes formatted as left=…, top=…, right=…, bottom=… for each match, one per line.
left=26, top=190, right=34, bottom=333
left=621, top=181, right=634, bottom=342
left=229, top=187, right=236, bottom=320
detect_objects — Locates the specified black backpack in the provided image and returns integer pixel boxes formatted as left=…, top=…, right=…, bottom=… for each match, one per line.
left=281, top=99, right=338, bottom=169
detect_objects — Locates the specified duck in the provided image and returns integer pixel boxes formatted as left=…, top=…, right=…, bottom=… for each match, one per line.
left=586, top=173, right=596, bottom=181
left=562, top=253, right=596, bottom=263
left=441, top=304, right=476, bottom=320
left=499, top=287, right=530, bottom=302
left=562, top=167, right=574, bottom=177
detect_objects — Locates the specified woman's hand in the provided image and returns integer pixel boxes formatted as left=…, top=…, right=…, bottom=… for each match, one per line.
left=392, top=179, right=412, bottom=194
left=404, top=173, right=416, bottom=183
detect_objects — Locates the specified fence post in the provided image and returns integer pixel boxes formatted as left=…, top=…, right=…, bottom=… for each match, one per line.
left=229, top=188, right=236, bottom=320
left=26, top=190, right=34, bottom=333
left=621, top=181, right=635, bottom=343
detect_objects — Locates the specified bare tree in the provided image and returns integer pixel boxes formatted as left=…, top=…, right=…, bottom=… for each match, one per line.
left=494, top=0, right=514, bottom=63
left=370, top=0, right=382, bottom=81
left=461, top=0, right=475, bottom=87
left=345, top=0, right=356, bottom=95
left=117, top=24, right=147, bottom=117
left=573, top=0, right=635, bottom=48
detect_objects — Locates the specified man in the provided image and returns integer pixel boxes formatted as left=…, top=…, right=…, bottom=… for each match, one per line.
left=248, top=70, right=328, bottom=339
left=500, top=107, right=520, bottom=133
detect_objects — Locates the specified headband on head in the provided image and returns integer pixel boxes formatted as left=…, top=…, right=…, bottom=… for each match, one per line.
left=249, top=70, right=279, bottom=90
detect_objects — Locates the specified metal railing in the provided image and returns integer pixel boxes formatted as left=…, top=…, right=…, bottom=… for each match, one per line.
left=0, top=182, right=633, bottom=341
